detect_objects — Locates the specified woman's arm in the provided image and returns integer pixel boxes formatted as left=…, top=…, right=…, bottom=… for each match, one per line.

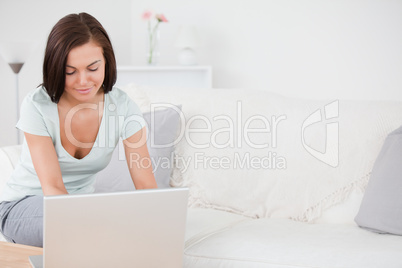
left=123, top=127, right=157, bottom=189
left=25, top=132, right=68, bottom=196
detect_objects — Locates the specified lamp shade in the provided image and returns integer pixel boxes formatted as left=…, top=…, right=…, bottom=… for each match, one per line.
left=174, top=25, right=200, bottom=49
left=0, top=40, right=38, bottom=64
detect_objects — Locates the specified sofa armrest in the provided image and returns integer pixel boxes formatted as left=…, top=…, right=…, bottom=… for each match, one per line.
left=0, top=145, right=22, bottom=194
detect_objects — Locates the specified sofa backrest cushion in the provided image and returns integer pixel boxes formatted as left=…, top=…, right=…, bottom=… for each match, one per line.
left=136, top=85, right=402, bottom=223
left=355, top=125, right=402, bottom=234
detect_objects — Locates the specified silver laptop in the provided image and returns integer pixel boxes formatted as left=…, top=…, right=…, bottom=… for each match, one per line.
left=29, top=188, right=189, bottom=268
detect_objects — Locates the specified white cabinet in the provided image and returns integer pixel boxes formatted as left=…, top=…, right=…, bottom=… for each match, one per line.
left=116, top=66, right=212, bottom=89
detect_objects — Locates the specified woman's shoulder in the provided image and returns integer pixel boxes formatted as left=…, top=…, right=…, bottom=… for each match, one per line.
left=24, top=86, right=52, bottom=104
left=106, top=86, right=144, bottom=116
left=106, top=86, right=129, bottom=101
left=105, top=87, right=134, bottom=109
left=106, top=85, right=149, bottom=110
left=17, top=86, right=55, bottom=135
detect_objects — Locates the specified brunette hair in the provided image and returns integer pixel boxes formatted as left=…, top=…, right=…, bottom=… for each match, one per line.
left=42, top=12, right=116, bottom=103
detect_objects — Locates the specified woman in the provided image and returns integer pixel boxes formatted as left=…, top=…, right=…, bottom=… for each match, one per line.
left=0, top=12, right=157, bottom=247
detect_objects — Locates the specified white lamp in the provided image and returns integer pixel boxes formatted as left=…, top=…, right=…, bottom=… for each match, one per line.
left=0, top=40, right=37, bottom=144
left=175, top=25, right=200, bottom=66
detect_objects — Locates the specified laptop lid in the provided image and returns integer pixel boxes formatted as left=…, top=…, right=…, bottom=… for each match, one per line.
left=41, top=188, right=188, bottom=268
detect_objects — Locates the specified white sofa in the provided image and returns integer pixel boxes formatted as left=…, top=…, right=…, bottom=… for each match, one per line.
left=1, top=85, right=402, bottom=267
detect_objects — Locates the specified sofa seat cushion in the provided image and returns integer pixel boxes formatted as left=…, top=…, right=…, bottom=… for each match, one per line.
left=185, top=208, right=250, bottom=248
left=184, top=209, right=402, bottom=268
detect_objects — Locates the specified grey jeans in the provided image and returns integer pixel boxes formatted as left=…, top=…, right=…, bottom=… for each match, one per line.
left=0, top=195, right=43, bottom=247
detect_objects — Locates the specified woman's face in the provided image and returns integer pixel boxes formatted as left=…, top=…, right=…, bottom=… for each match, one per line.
left=64, top=41, right=105, bottom=104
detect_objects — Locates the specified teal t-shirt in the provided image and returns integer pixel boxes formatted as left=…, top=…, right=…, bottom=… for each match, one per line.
left=0, top=86, right=146, bottom=202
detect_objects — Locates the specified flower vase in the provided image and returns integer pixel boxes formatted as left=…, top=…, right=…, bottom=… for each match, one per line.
left=147, top=27, right=160, bottom=65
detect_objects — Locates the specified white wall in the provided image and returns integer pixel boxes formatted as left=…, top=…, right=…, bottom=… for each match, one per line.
left=1, top=0, right=401, bottom=146
left=129, top=0, right=402, bottom=101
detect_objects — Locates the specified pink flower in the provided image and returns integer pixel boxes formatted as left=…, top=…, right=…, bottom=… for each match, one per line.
left=155, top=14, right=168, bottom=23
left=141, top=10, right=168, bottom=64
left=142, top=10, right=153, bottom=21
